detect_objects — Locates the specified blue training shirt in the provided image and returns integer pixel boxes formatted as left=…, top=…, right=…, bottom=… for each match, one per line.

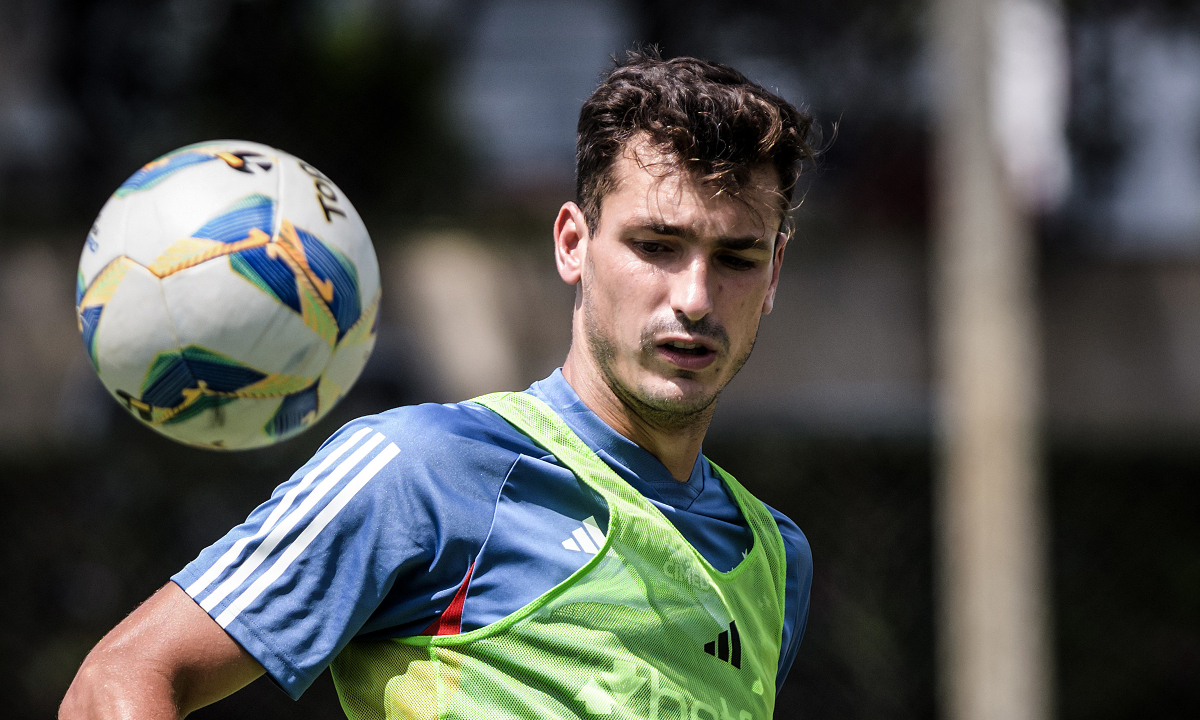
left=173, top=370, right=813, bottom=700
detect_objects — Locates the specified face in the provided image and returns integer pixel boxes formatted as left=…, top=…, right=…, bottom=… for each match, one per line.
left=557, top=144, right=788, bottom=429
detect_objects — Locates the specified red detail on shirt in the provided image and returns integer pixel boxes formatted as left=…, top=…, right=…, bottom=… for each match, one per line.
left=421, top=562, right=475, bottom=636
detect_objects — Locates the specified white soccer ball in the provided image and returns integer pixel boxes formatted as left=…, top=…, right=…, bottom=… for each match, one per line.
left=75, top=140, right=380, bottom=450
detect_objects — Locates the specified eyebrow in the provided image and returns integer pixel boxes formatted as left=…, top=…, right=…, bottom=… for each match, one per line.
left=716, top=236, right=768, bottom=251
left=637, top=222, right=768, bottom=251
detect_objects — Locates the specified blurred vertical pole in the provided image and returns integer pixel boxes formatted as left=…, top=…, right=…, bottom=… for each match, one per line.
left=931, top=0, right=1061, bottom=719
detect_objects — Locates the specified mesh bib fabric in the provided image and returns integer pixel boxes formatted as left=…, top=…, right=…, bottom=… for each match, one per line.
left=331, top=392, right=787, bottom=720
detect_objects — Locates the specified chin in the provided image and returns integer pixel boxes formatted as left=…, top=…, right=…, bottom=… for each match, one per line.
left=633, top=375, right=721, bottom=415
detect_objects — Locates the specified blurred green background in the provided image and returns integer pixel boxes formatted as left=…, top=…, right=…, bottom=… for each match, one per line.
left=1, top=1, right=1198, bottom=718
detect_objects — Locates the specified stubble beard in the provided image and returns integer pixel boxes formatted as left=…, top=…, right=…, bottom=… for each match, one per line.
left=582, top=289, right=757, bottom=434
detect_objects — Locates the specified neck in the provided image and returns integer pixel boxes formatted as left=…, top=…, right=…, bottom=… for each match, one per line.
left=561, top=346, right=712, bottom=483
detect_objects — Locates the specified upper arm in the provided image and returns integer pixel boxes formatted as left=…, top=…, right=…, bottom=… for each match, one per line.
left=61, top=582, right=264, bottom=719
left=170, top=422, right=411, bottom=698
left=769, top=507, right=812, bottom=690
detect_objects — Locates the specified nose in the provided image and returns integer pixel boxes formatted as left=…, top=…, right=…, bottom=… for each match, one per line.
left=671, top=254, right=714, bottom=323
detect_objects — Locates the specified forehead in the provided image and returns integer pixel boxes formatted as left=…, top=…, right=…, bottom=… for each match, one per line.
left=600, top=143, right=783, bottom=238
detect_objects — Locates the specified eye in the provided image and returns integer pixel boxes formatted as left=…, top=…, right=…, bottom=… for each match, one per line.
left=719, top=254, right=758, bottom=271
left=632, top=241, right=671, bottom=256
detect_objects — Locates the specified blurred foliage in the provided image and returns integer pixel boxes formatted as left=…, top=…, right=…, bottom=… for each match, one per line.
left=190, top=0, right=469, bottom=227
left=4, top=0, right=466, bottom=236
left=1051, top=447, right=1200, bottom=720
left=634, top=0, right=925, bottom=75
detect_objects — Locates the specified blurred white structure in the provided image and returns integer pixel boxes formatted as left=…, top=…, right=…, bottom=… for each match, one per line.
left=991, top=0, right=1071, bottom=211
left=395, top=234, right=523, bottom=399
left=932, top=0, right=1060, bottom=719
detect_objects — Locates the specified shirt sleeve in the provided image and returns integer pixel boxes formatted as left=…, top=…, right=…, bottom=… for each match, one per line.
left=171, top=417, right=417, bottom=699
left=769, top=506, right=813, bottom=692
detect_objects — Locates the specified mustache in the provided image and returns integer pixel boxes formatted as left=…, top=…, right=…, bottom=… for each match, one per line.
left=640, top=316, right=729, bottom=353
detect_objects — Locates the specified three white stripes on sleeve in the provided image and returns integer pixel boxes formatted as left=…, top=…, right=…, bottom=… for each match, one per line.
left=184, top=427, right=400, bottom=628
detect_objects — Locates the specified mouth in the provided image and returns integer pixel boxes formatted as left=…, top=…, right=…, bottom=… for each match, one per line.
left=655, top=339, right=718, bottom=371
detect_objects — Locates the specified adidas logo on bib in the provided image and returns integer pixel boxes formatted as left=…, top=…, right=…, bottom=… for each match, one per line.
left=704, top=620, right=742, bottom=669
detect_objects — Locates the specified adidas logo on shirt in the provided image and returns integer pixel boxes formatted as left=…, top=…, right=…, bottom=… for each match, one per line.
left=561, top=516, right=606, bottom=554
left=704, top=620, right=742, bottom=669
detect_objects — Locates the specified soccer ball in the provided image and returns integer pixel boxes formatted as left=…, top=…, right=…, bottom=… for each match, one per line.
left=75, top=140, right=380, bottom=450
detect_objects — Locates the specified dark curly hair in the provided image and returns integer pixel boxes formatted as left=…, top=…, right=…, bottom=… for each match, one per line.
left=576, top=49, right=817, bottom=236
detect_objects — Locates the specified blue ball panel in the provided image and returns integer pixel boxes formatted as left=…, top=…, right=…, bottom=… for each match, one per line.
left=193, top=195, right=275, bottom=243
left=268, top=382, right=320, bottom=437
left=295, top=227, right=361, bottom=340
left=183, top=354, right=268, bottom=395
left=118, top=151, right=219, bottom=195
left=232, top=246, right=301, bottom=314
left=142, top=356, right=198, bottom=409
left=80, top=305, right=104, bottom=370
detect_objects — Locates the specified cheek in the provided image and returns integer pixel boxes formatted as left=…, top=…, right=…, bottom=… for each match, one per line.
left=601, top=258, right=666, bottom=313
left=723, top=276, right=770, bottom=317
left=720, top=279, right=771, bottom=341
left=584, top=259, right=643, bottom=336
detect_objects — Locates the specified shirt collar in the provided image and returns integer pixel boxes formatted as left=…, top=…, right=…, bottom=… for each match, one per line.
left=526, top=369, right=707, bottom=502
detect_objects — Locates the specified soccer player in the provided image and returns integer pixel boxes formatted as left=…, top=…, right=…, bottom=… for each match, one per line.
left=61, top=51, right=816, bottom=720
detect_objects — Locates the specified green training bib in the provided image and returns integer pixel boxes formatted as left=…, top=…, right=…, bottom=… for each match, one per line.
left=331, top=391, right=787, bottom=720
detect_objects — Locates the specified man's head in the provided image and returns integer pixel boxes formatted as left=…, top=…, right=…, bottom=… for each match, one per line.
left=556, top=50, right=816, bottom=432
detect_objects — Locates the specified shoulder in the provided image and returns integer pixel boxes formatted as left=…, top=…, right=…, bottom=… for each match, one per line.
left=290, top=400, right=546, bottom=531
left=763, top=503, right=812, bottom=576
left=317, top=399, right=544, bottom=473
left=325, top=400, right=536, bottom=452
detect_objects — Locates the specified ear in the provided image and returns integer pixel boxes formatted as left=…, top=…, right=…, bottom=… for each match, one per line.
left=761, top=231, right=788, bottom=314
left=554, top=202, right=589, bottom=285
